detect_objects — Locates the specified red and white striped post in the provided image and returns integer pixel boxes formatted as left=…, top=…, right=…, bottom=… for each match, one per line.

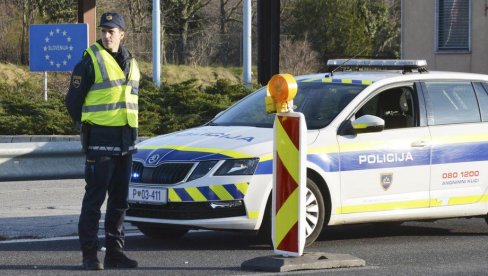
left=266, top=74, right=306, bottom=257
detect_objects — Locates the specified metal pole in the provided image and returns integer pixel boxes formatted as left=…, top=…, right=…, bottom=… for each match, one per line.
left=243, top=0, right=252, bottom=88
left=257, top=0, right=280, bottom=86
left=43, top=71, right=48, bottom=101
left=152, top=0, right=161, bottom=87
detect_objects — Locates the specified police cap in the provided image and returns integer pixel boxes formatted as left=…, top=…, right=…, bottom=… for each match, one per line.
left=99, top=12, right=125, bottom=30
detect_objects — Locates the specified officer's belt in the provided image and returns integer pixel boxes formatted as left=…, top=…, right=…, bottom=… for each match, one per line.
left=88, top=145, right=136, bottom=152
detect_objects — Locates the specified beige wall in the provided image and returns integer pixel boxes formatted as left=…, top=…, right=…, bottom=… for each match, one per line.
left=402, top=0, right=488, bottom=74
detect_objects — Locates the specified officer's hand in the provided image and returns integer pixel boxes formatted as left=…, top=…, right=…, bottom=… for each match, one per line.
left=74, top=121, right=82, bottom=131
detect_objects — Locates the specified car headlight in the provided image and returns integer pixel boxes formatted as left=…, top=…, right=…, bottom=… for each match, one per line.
left=187, top=160, right=219, bottom=181
left=214, top=158, right=259, bottom=176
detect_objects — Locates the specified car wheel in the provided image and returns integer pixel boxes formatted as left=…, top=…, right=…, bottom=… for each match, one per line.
left=136, top=223, right=189, bottom=239
left=258, top=177, right=326, bottom=247
left=304, top=178, right=325, bottom=246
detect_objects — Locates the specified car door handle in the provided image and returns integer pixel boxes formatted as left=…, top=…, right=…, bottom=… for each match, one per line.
left=411, top=141, right=427, bottom=147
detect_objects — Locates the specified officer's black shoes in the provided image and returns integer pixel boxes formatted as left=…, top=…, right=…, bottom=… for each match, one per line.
left=82, top=256, right=104, bottom=270
left=104, top=247, right=138, bottom=269
left=81, top=246, right=104, bottom=270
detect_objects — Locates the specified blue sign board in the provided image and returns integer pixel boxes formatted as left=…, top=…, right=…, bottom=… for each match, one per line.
left=29, top=24, right=88, bottom=72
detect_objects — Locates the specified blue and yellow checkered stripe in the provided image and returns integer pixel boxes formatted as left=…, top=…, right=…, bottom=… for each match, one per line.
left=302, top=77, right=373, bottom=85
left=168, top=182, right=249, bottom=202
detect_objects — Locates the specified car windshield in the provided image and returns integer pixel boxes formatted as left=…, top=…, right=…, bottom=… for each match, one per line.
left=209, top=81, right=367, bottom=129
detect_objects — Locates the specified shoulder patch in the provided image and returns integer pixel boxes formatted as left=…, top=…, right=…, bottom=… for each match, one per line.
left=72, top=75, right=81, bottom=88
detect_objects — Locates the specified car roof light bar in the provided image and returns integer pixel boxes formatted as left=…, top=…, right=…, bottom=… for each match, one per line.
left=327, top=59, right=428, bottom=73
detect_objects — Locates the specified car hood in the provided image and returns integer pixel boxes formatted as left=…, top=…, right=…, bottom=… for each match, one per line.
left=134, top=125, right=318, bottom=164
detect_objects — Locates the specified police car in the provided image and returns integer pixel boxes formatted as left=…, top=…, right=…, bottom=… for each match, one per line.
left=125, top=59, right=488, bottom=246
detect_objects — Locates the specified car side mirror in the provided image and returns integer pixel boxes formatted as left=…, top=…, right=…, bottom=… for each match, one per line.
left=351, top=115, right=385, bottom=133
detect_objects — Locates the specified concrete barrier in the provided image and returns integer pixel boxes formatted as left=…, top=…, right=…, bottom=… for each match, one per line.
left=0, top=135, right=80, bottom=143
left=0, top=136, right=148, bottom=181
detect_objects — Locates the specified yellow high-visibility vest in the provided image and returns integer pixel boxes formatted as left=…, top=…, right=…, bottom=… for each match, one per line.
left=81, top=42, right=140, bottom=128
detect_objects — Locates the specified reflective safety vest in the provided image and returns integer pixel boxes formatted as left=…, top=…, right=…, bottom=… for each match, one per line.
left=81, top=42, right=140, bottom=128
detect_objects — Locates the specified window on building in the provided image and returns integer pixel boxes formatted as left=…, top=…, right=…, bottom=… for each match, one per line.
left=436, top=0, right=471, bottom=52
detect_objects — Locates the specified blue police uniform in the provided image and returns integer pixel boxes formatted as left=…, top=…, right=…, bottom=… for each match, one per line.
left=65, top=12, right=139, bottom=270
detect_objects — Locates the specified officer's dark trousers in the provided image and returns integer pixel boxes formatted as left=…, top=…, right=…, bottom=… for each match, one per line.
left=78, top=154, right=132, bottom=251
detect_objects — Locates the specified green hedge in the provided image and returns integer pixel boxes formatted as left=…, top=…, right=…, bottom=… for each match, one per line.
left=0, top=79, right=252, bottom=136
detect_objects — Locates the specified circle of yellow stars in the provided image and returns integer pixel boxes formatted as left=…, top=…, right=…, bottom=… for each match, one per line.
left=43, top=28, right=74, bottom=69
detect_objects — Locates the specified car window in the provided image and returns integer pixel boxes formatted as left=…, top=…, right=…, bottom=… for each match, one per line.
left=356, top=86, right=416, bottom=129
left=476, top=82, right=488, bottom=122
left=210, top=82, right=367, bottom=129
left=210, top=87, right=276, bottom=128
left=424, top=82, right=481, bottom=125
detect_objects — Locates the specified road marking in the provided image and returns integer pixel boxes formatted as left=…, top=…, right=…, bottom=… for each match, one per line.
left=0, top=232, right=143, bottom=244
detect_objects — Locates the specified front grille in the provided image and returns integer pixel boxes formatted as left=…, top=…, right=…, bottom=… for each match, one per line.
left=151, top=163, right=194, bottom=184
left=127, top=201, right=246, bottom=220
left=131, top=161, right=195, bottom=185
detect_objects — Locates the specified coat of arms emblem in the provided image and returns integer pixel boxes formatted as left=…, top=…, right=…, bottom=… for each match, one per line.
left=380, top=173, right=393, bottom=190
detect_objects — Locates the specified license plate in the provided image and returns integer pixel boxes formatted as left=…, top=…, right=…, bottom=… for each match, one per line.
left=128, top=186, right=167, bottom=205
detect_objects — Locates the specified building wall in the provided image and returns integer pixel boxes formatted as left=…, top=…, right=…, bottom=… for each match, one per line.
left=402, top=0, right=488, bottom=73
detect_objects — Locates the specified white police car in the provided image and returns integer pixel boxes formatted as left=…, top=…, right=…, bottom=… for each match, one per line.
left=126, top=59, right=488, bottom=246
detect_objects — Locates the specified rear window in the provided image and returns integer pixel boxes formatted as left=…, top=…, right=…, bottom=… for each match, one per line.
left=424, top=81, right=481, bottom=125
left=210, top=82, right=366, bottom=129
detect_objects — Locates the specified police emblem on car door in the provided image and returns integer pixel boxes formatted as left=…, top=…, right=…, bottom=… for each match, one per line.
left=380, top=173, right=393, bottom=190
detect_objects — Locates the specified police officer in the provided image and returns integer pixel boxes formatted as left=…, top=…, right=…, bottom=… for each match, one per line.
left=65, top=12, right=139, bottom=270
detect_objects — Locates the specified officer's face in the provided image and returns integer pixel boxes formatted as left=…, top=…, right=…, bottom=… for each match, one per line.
left=100, top=27, right=125, bottom=53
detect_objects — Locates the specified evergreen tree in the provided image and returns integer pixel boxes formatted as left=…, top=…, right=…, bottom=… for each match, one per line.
left=282, top=0, right=400, bottom=70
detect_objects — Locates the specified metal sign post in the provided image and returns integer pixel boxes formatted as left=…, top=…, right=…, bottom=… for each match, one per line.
left=43, top=71, right=48, bottom=101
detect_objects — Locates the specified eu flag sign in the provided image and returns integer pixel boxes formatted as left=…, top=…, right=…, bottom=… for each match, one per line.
left=29, top=24, right=88, bottom=72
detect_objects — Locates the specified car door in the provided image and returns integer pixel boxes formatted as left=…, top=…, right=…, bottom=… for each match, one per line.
left=337, top=84, right=432, bottom=216
left=422, top=81, right=488, bottom=208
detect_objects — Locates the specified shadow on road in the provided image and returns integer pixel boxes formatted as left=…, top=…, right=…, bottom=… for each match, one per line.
left=1, top=218, right=487, bottom=253
left=0, top=230, right=272, bottom=252
left=316, top=218, right=488, bottom=242
left=128, top=230, right=271, bottom=252
left=0, top=265, right=80, bottom=271
left=0, top=264, right=243, bottom=274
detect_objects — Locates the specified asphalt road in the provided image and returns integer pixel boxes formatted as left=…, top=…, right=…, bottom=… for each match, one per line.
left=0, top=179, right=106, bottom=240
left=1, top=179, right=488, bottom=275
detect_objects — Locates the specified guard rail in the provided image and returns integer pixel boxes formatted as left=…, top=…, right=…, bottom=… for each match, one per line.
left=0, top=135, right=145, bottom=181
